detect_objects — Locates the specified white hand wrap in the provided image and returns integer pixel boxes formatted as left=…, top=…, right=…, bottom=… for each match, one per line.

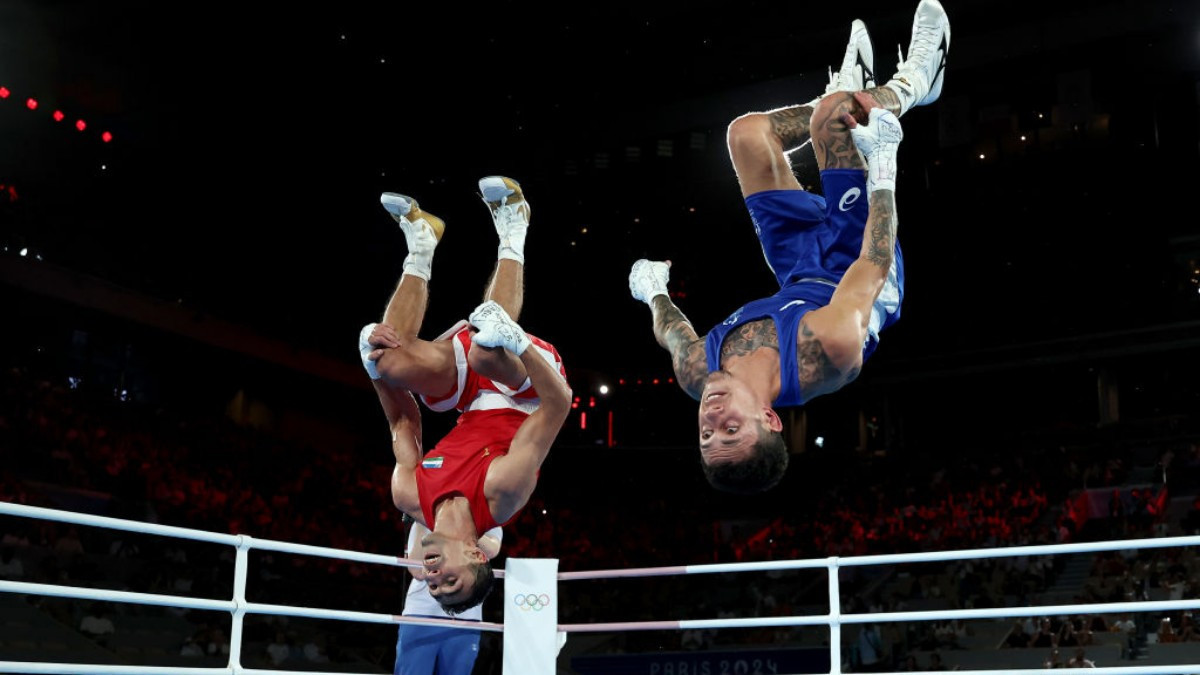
left=850, top=107, right=903, bottom=193
left=358, top=323, right=382, bottom=380
left=629, top=259, right=670, bottom=304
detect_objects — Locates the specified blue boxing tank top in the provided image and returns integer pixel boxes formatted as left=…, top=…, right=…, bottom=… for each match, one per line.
left=704, top=280, right=839, bottom=408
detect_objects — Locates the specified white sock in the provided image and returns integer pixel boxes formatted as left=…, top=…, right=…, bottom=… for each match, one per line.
left=402, top=258, right=431, bottom=282
left=400, top=218, right=439, bottom=280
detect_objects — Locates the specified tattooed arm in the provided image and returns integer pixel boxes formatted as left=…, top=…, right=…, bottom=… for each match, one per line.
left=828, top=186, right=897, bottom=324
left=649, top=296, right=708, bottom=401
left=799, top=178, right=896, bottom=400
left=800, top=183, right=897, bottom=388
left=793, top=317, right=862, bottom=399
left=799, top=94, right=902, bottom=391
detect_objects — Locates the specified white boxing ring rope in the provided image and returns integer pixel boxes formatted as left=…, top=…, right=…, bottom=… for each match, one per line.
left=3, top=501, right=1200, bottom=675
left=0, top=501, right=500, bottom=675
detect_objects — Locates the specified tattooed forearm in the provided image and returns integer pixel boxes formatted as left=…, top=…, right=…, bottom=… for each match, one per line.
left=768, top=106, right=814, bottom=151
left=651, top=296, right=695, bottom=348
left=650, top=296, right=708, bottom=399
left=671, top=341, right=708, bottom=400
left=718, top=319, right=778, bottom=360
left=863, top=86, right=902, bottom=116
left=797, top=321, right=844, bottom=393
left=865, top=189, right=897, bottom=269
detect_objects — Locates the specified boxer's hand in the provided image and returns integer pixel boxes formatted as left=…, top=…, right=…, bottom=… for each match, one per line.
left=629, top=259, right=671, bottom=304
left=843, top=105, right=902, bottom=193
left=358, top=323, right=399, bottom=380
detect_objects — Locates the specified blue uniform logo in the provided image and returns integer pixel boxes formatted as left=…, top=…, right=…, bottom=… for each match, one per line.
left=838, top=187, right=862, bottom=212
left=722, top=307, right=745, bottom=327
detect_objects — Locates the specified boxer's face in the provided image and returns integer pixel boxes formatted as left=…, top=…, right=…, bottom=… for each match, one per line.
left=698, top=370, right=760, bottom=465
left=421, top=530, right=485, bottom=605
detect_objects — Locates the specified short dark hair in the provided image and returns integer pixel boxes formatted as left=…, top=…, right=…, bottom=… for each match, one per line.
left=701, top=423, right=788, bottom=494
left=440, top=560, right=495, bottom=616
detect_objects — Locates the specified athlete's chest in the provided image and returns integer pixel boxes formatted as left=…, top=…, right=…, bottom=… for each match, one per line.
left=718, top=317, right=781, bottom=362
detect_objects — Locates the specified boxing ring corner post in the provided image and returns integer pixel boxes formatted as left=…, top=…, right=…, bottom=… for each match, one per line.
left=501, top=557, right=560, bottom=675
left=825, top=555, right=842, bottom=672
left=227, top=534, right=253, bottom=670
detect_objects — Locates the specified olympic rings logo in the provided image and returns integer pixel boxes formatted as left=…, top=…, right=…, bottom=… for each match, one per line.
left=513, top=593, right=552, bottom=611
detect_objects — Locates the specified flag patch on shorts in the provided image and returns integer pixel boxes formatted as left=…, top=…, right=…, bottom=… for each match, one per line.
left=422, top=457, right=444, bottom=469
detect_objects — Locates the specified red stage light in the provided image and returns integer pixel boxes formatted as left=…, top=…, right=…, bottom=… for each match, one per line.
left=52, top=110, right=64, bottom=122
left=25, top=98, right=37, bottom=110
left=101, top=131, right=113, bottom=143
left=0, top=87, right=9, bottom=99
left=75, top=120, right=87, bottom=131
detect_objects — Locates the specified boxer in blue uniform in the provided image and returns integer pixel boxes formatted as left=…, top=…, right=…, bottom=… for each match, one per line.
left=629, top=0, right=950, bottom=493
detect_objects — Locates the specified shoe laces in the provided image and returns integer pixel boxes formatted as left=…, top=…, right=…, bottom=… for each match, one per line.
left=838, top=40, right=860, bottom=76
left=894, top=44, right=923, bottom=85
left=900, top=17, right=940, bottom=70
left=489, top=199, right=530, bottom=229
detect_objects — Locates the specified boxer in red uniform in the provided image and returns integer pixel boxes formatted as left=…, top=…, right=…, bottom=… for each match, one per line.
left=359, top=176, right=570, bottom=615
